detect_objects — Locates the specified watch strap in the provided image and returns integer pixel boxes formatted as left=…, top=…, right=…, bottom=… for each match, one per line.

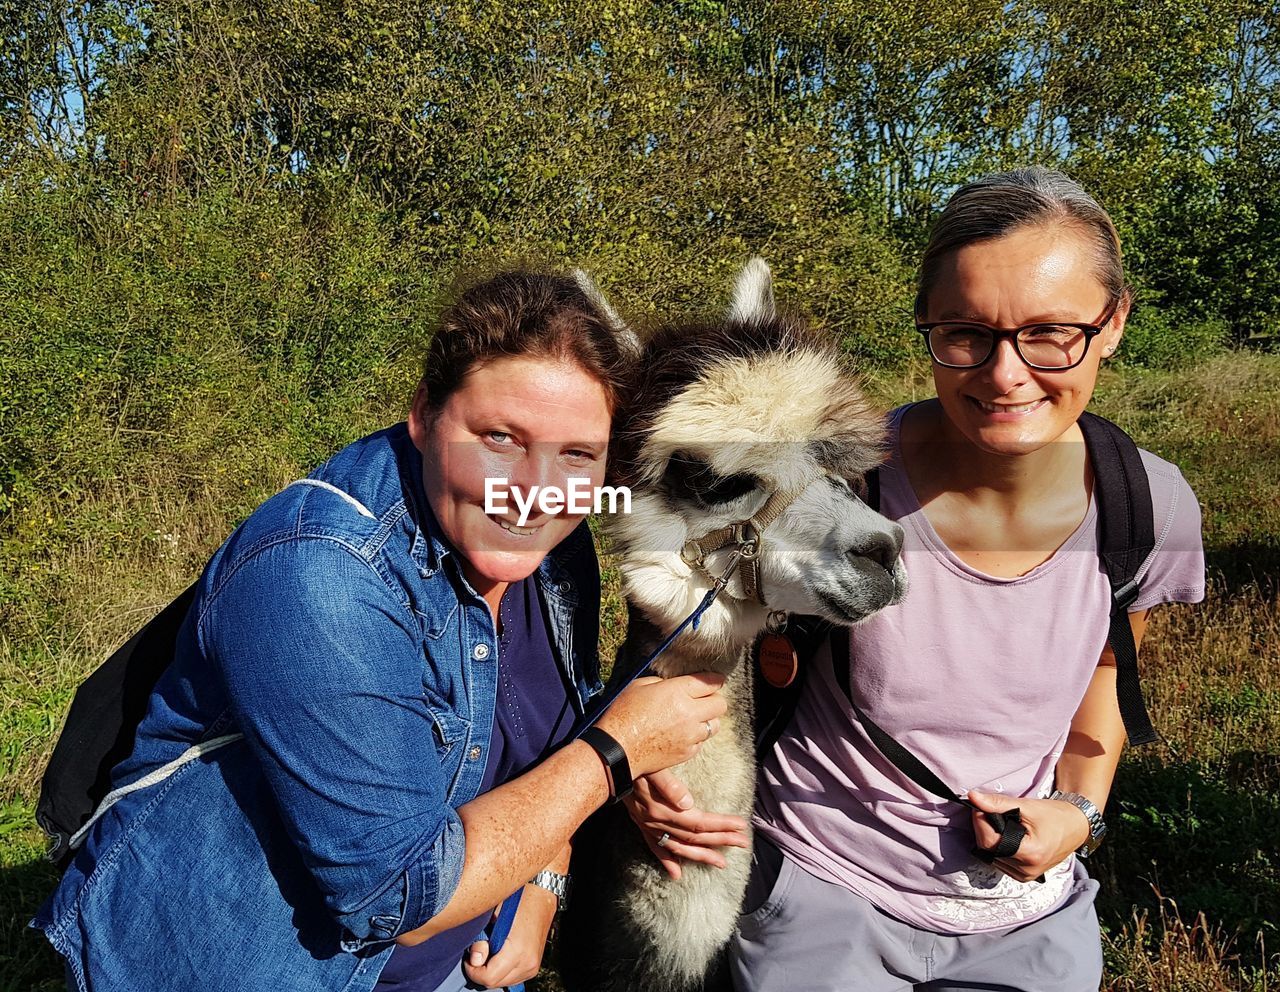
left=579, top=726, right=633, bottom=803
left=1049, top=790, right=1107, bottom=858
left=530, top=869, right=571, bottom=911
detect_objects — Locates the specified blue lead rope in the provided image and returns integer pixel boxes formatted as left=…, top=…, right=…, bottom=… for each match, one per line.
left=481, top=892, right=526, bottom=987
left=485, top=554, right=741, bottom=959
left=570, top=565, right=737, bottom=738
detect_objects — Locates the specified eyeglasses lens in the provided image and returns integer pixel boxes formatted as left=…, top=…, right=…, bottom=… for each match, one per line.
left=928, top=325, right=1089, bottom=369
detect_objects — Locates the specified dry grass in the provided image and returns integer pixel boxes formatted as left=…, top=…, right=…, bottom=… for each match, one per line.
left=1104, top=897, right=1276, bottom=992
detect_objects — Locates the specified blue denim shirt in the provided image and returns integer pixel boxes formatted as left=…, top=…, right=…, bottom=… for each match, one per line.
left=34, top=424, right=604, bottom=992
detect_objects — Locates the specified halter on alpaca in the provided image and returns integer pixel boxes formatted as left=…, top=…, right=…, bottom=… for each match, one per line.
left=679, top=484, right=808, bottom=604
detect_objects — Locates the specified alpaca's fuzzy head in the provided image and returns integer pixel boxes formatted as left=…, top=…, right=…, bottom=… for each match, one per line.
left=608, top=258, right=908, bottom=657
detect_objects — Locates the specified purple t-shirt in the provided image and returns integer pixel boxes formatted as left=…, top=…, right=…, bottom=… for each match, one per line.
left=376, top=576, right=577, bottom=990
left=754, top=404, right=1206, bottom=934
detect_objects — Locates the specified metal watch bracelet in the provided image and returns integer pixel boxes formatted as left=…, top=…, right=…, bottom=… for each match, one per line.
left=1049, top=790, right=1107, bottom=858
left=530, top=869, right=571, bottom=911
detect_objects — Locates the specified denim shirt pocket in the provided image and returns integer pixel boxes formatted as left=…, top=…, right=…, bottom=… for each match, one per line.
left=426, top=704, right=467, bottom=758
left=422, top=692, right=470, bottom=797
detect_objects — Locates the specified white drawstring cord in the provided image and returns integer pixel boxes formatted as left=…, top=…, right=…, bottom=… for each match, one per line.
left=67, top=733, right=244, bottom=852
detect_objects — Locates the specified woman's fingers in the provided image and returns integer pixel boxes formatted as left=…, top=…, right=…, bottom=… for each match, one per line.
left=671, top=671, right=730, bottom=697
left=641, top=821, right=749, bottom=849
left=636, top=804, right=750, bottom=838
left=468, top=943, right=534, bottom=987
left=466, top=939, right=490, bottom=969
left=650, top=833, right=729, bottom=869
left=641, top=829, right=685, bottom=880
left=667, top=673, right=730, bottom=723
left=626, top=771, right=749, bottom=879
left=636, top=769, right=692, bottom=810
left=967, top=790, right=1023, bottom=851
left=630, top=774, right=748, bottom=837
left=970, top=793, right=1086, bottom=882
left=467, top=953, right=533, bottom=989
left=991, top=858, right=1020, bottom=880
left=636, top=670, right=727, bottom=701
left=462, top=889, right=554, bottom=988
left=992, top=858, right=1039, bottom=883
left=639, top=822, right=751, bottom=873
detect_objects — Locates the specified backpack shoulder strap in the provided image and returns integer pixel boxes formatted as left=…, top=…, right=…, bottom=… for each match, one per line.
left=35, top=478, right=383, bottom=868
left=830, top=623, right=1040, bottom=874
left=1078, top=412, right=1160, bottom=745
left=751, top=614, right=830, bottom=762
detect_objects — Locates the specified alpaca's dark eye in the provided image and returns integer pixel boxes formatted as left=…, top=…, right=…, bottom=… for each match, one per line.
left=663, top=452, right=758, bottom=506
left=827, top=473, right=869, bottom=500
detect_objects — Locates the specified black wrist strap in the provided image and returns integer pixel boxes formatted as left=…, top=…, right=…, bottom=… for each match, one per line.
left=579, top=726, right=633, bottom=803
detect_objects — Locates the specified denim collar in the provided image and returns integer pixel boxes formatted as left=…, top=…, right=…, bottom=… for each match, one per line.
left=394, top=427, right=452, bottom=578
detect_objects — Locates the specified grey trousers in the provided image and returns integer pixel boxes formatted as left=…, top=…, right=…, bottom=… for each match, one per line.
left=728, top=838, right=1103, bottom=992
left=424, top=958, right=522, bottom=992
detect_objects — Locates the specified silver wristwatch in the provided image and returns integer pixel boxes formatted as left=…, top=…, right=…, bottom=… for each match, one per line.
left=1049, top=790, right=1107, bottom=858
left=530, top=869, right=571, bottom=911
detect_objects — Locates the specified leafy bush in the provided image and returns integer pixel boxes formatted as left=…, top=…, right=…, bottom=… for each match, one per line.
left=1118, top=305, right=1229, bottom=371
left=0, top=175, right=434, bottom=637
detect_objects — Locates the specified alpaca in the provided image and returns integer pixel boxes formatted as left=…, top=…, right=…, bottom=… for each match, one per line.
left=559, top=259, right=908, bottom=992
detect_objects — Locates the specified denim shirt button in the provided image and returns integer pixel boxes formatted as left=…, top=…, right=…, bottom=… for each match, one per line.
left=472, top=643, right=490, bottom=661
left=557, top=579, right=572, bottom=593
left=468, top=745, right=483, bottom=761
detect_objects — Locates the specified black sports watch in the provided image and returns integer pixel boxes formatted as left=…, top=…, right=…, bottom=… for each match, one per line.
left=579, top=726, right=633, bottom=803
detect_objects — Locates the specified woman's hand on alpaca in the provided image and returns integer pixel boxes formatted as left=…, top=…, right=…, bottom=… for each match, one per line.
left=967, top=790, right=1092, bottom=882
left=625, top=769, right=750, bottom=880
left=595, top=672, right=728, bottom=777
left=462, top=883, right=558, bottom=989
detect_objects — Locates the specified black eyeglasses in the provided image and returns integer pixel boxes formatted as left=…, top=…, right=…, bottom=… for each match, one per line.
left=916, top=299, right=1120, bottom=371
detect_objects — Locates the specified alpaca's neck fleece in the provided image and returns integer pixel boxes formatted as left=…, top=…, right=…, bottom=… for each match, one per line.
left=620, top=607, right=759, bottom=678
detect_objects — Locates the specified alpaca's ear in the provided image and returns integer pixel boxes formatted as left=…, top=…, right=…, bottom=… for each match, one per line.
left=573, top=268, right=641, bottom=359
left=727, top=257, right=775, bottom=324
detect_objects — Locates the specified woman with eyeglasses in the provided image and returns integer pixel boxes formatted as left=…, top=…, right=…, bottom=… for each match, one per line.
left=633, top=168, right=1206, bottom=991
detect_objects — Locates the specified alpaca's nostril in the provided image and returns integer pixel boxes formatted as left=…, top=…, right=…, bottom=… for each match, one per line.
left=848, top=527, right=903, bottom=571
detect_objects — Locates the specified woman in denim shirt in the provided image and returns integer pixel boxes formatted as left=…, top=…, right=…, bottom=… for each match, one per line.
left=35, top=271, right=728, bottom=992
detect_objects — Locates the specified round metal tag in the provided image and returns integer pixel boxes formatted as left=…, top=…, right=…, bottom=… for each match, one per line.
left=758, top=632, right=799, bottom=688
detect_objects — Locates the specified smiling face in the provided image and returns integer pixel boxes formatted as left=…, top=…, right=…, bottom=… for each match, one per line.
left=922, top=223, right=1127, bottom=456
left=408, top=354, right=611, bottom=596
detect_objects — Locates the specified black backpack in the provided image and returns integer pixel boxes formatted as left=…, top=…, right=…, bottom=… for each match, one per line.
left=753, top=411, right=1160, bottom=763
left=36, top=585, right=197, bottom=868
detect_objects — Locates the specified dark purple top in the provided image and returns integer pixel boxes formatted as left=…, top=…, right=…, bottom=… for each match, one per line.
left=374, top=575, right=577, bottom=991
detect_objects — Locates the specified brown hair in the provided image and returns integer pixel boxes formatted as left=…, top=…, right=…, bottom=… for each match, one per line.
left=421, top=270, right=633, bottom=416
left=917, top=167, right=1130, bottom=315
